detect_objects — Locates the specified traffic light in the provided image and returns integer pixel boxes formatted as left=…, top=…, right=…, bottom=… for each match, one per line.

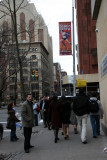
left=32, top=70, right=35, bottom=77
left=35, top=70, right=38, bottom=77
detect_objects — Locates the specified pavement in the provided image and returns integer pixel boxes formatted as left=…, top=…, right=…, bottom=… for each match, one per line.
left=0, top=117, right=107, bottom=160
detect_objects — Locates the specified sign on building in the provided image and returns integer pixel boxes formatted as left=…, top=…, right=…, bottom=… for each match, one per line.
left=76, top=79, right=87, bottom=88
left=59, top=22, right=72, bottom=55
left=101, top=54, right=107, bottom=77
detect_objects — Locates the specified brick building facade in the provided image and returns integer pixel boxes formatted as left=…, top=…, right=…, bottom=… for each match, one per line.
left=76, top=0, right=98, bottom=74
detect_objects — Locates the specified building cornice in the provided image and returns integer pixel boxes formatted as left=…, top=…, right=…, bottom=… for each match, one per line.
left=92, top=0, right=102, bottom=20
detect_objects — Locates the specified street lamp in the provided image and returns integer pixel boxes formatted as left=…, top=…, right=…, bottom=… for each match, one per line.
left=72, top=0, right=76, bottom=96
left=57, top=64, right=63, bottom=96
left=59, top=67, right=62, bottom=96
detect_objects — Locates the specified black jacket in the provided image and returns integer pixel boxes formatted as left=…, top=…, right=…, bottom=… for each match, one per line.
left=73, top=93, right=90, bottom=116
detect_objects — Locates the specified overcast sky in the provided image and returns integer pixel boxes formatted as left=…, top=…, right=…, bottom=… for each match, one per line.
left=31, top=0, right=76, bottom=75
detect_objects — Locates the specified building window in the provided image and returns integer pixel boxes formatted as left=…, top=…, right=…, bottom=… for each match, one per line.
left=31, top=83, right=39, bottom=90
left=9, top=70, right=16, bottom=76
left=10, top=85, right=15, bottom=90
left=24, top=84, right=29, bottom=90
left=23, top=69, right=28, bottom=74
left=22, top=62, right=28, bottom=67
left=23, top=76, right=28, bottom=82
left=9, top=63, right=18, bottom=68
left=30, top=62, right=38, bottom=67
left=9, top=77, right=16, bottom=83
left=29, top=48, right=38, bottom=53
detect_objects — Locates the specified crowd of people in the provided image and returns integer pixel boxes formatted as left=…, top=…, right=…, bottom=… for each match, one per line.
left=6, top=89, right=104, bottom=153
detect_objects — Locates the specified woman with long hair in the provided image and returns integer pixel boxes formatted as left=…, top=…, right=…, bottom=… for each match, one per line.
left=48, top=95, right=62, bottom=143
left=7, top=102, right=20, bottom=141
left=61, top=96, right=71, bottom=139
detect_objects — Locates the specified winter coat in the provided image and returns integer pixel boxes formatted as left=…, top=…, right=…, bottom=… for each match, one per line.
left=73, top=93, right=90, bottom=116
left=21, top=100, right=34, bottom=128
left=49, top=100, right=62, bottom=129
left=70, top=102, right=78, bottom=125
left=8, top=110, right=20, bottom=130
left=62, top=101, right=71, bottom=125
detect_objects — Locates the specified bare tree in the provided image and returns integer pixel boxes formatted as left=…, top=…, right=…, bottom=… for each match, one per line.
left=0, top=0, right=45, bottom=101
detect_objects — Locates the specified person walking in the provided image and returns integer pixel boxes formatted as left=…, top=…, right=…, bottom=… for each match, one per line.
left=89, top=92, right=104, bottom=138
left=73, top=88, right=90, bottom=144
left=48, top=95, right=62, bottom=143
left=7, top=102, right=20, bottom=141
left=70, top=98, right=78, bottom=134
left=21, top=93, right=34, bottom=153
left=40, top=96, right=47, bottom=127
left=61, top=96, right=71, bottom=139
left=33, top=99, right=39, bottom=126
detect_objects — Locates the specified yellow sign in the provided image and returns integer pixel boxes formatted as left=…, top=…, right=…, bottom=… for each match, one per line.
left=18, top=83, right=22, bottom=87
left=76, top=79, right=87, bottom=88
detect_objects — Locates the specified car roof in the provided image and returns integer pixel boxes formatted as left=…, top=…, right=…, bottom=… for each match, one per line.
left=58, top=95, right=75, bottom=99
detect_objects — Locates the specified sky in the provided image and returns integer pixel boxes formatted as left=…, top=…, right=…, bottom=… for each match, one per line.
left=31, top=0, right=76, bottom=75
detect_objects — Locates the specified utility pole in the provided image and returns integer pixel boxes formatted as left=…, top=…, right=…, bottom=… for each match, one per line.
left=59, top=66, right=62, bottom=96
left=72, top=0, right=76, bottom=96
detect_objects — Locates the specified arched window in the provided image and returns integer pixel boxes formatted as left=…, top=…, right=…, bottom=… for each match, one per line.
left=29, top=19, right=35, bottom=42
left=20, top=12, right=26, bottom=40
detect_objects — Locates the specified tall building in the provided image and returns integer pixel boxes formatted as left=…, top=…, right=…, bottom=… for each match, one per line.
left=76, top=0, right=98, bottom=74
left=53, top=63, right=61, bottom=95
left=0, top=0, right=53, bottom=100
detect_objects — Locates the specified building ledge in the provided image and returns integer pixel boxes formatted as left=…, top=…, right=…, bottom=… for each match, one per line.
left=92, top=0, right=102, bottom=20
left=63, top=73, right=99, bottom=84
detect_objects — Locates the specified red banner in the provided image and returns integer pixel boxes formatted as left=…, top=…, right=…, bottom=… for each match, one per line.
left=59, top=22, right=72, bottom=55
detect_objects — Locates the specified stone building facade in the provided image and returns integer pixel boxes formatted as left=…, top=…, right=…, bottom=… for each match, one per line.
left=0, top=0, right=53, bottom=100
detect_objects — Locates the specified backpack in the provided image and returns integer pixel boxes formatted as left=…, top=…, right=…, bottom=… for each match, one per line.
left=73, top=95, right=90, bottom=116
left=89, top=99, right=99, bottom=113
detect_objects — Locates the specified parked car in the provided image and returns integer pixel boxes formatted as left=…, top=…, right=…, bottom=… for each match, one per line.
left=1, top=102, right=5, bottom=106
left=0, top=123, right=3, bottom=140
left=58, top=95, right=75, bottom=101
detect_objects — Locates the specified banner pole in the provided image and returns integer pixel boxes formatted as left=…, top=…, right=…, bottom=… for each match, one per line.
left=72, top=0, right=76, bottom=96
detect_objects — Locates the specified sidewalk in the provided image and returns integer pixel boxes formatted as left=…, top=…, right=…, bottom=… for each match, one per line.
left=0, top=118, right=107, bottom=160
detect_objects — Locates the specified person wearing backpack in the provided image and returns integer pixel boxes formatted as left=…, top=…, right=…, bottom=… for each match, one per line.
left=89, top=92, right=104, bottom=138
left=73, top=88, right=90, bottom=144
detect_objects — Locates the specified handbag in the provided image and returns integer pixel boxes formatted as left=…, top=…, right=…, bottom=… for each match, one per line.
left=6, top=117, right=14, bottom=129
left=36, top=105, right=40, bottom=113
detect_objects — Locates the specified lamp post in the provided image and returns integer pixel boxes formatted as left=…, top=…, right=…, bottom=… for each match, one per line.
left=59, top=67, right=62, bottom=96
left=72, top=0, right=76, bottom=96
left=58, top=64, right=62, bottom=96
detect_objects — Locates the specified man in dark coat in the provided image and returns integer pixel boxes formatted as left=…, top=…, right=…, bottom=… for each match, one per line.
left=21, top=93, right=34, bottom=153
left=73, top=88, right=89, bottom=144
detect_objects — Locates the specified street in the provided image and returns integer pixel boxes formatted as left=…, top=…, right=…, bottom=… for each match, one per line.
left=0, top=106, right=107, bottom=160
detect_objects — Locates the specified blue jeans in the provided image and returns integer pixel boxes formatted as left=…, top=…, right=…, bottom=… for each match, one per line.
left=90, top=115, right=100, bottom=137
left=10, top=129, right=16, bottom=141
left=34, top=114, right=38, bottom=126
